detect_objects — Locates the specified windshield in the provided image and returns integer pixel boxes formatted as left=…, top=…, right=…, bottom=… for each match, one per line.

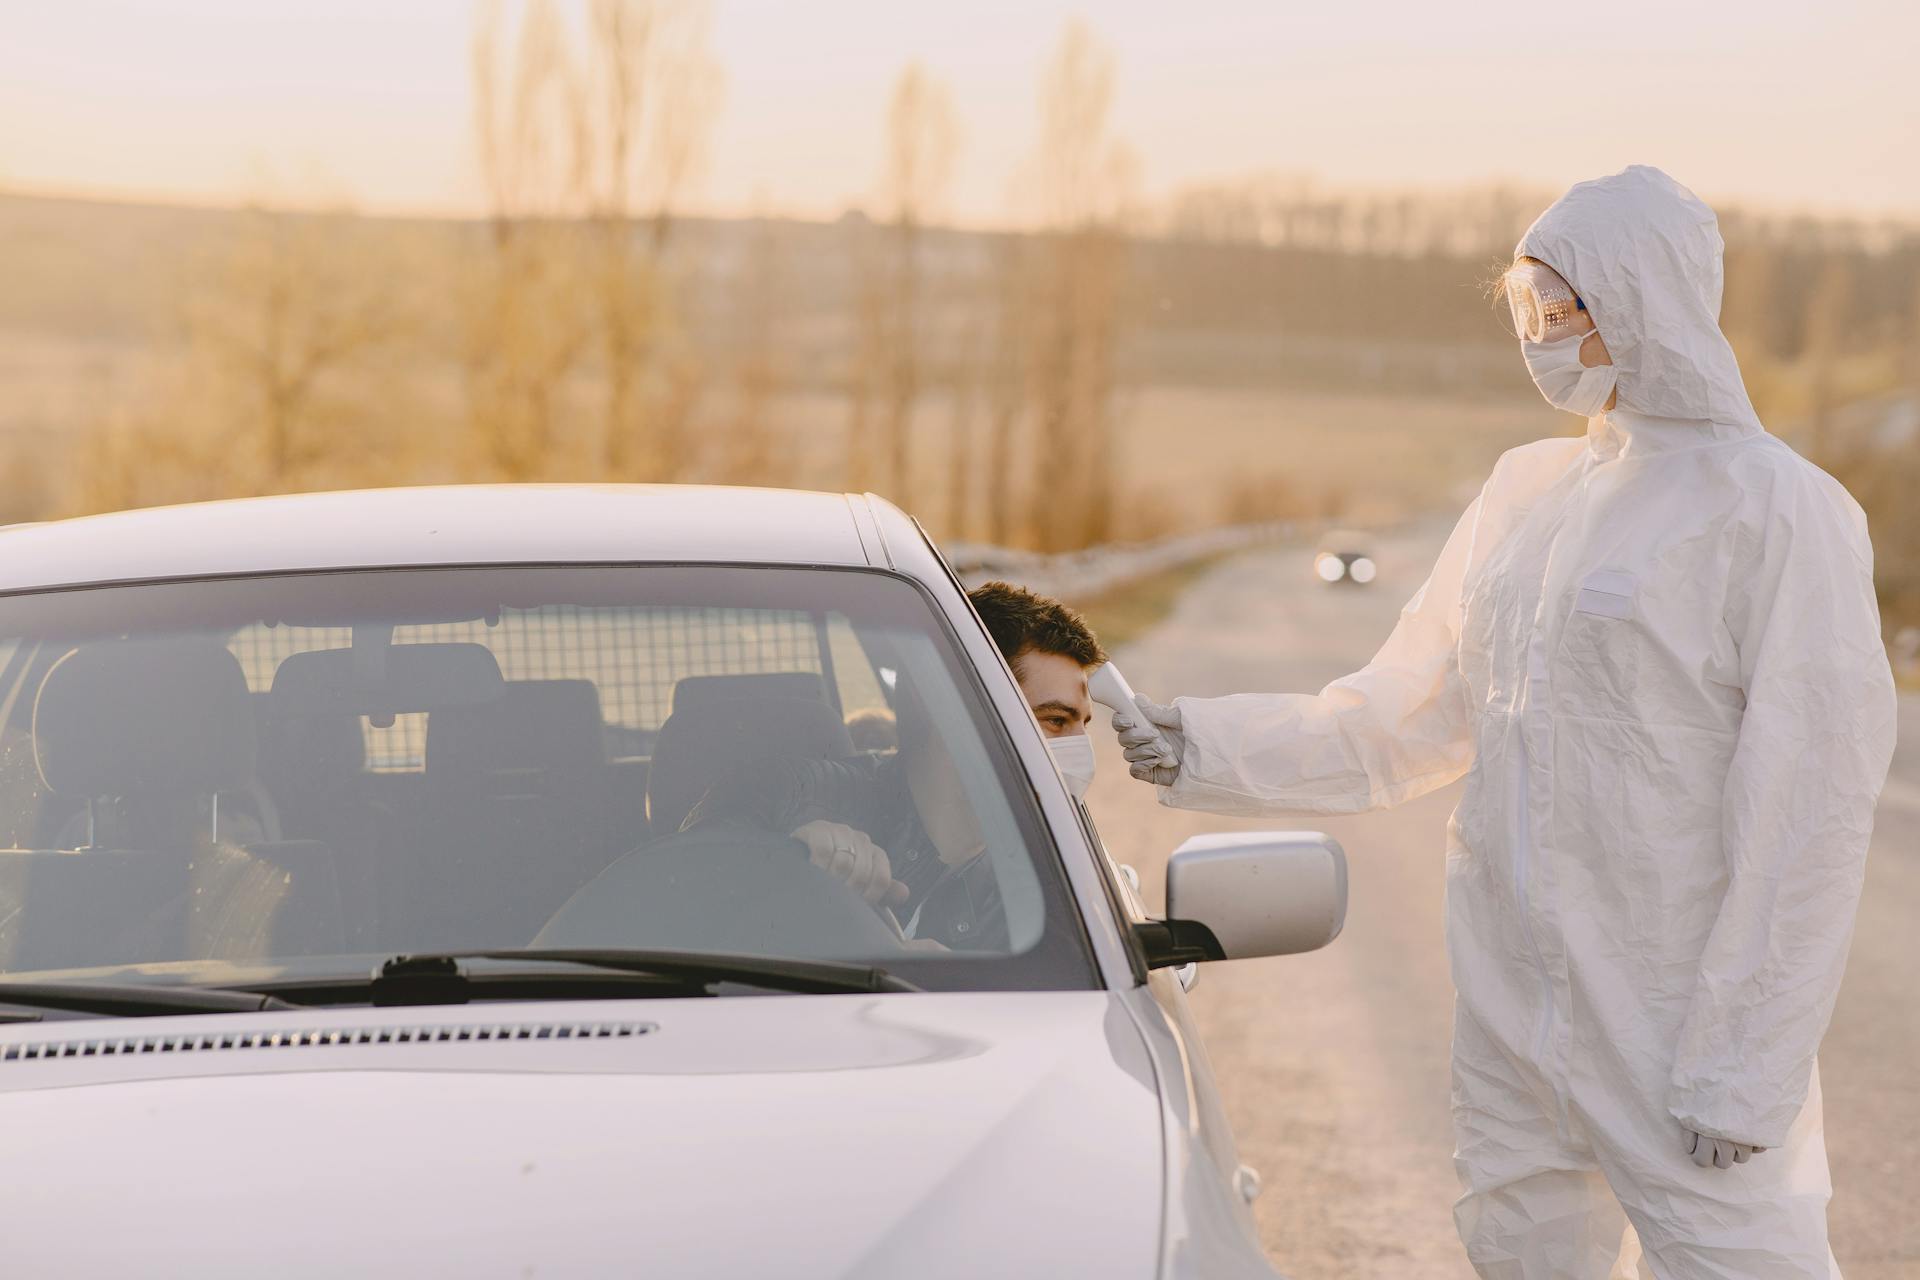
left=0, top=565, right=1094, bottom=995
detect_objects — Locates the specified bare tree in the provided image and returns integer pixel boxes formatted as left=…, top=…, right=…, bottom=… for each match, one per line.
left=584, top=0, right=719, bottom=250
left=472, top=0, right=586, bottom=238
left=1024, top=21, right=1133, bottom=551
left=843, top=215, right=882, bottom=494
left=467, top=0, right=594, bottom=480
left=66, top=203, right=401, bottom=519
left=580, top=0, right=721, bottom=477
left=858, top=64, right=958, bottom=509
left=706, top=212, right=789, bottom=485
left=1805, top=257, right=1854, bottom=456
left=189, top=208, right=395, bottom=486
left=942, top=287, right=987, bottom=539
left=465, top=0, right=719, bottom=482
left=981, top=235, right=1031, bottom=545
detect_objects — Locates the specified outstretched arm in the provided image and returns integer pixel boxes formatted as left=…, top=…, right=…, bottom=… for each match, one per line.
left=1124, top=490, right=1485, bottom=818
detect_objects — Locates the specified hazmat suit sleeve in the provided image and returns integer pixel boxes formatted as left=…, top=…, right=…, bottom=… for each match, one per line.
left=1160, top=493, right=1484, bottom=818
left=1667, top=477, right=1898, bottom=1148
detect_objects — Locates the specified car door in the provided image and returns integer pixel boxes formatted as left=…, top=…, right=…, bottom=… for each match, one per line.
left=1075, top=801, right=1266, bottom=1214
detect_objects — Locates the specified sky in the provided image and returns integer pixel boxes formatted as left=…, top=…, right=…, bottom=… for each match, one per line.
left=2, top=0, right=1916, bottom=226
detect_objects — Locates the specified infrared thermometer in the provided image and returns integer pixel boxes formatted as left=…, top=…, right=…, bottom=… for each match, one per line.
left=1088, top=662, right=1177, bottom=766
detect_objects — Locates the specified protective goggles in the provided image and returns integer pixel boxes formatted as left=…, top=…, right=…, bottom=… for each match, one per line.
left=1503, top=258, right=1588, bottom=343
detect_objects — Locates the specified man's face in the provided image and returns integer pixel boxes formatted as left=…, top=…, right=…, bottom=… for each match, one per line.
left=1015, top=649, right=1093, bottom=738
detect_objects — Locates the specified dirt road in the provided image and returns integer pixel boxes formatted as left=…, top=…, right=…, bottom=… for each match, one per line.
left=1082, top=525, right=1918, bottom=1280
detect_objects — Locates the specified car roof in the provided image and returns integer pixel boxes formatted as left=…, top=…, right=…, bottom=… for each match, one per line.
left=0, top=485, right=892, bottom=593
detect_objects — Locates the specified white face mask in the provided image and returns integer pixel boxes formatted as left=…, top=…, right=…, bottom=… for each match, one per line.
left=1045, top=732, right=1096, bottom=800
left=1522, top=330, right=1618, bottom=418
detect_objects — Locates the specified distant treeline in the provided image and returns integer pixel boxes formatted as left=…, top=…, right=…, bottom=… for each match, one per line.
left=6, top=193, right=1914, bottom=385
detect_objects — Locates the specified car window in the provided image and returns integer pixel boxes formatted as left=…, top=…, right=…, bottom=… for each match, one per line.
left=0, top=566, right=1094, bottom=993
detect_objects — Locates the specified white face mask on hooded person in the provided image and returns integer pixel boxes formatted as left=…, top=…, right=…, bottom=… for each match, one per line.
left=1045, top=731, right=1096, bottom=799
left=1522, top=330, right=1618, bottom=418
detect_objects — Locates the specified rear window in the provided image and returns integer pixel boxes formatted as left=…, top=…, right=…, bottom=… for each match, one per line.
left=224, top=606, right=850, bottom=772
left=0, top=566, right=1093, bottom=993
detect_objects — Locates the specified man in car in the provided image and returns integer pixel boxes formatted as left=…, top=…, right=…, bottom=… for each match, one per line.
left=966, top=581, right=1104, bottom=740
left=684, top=582, right=1105, bottom=950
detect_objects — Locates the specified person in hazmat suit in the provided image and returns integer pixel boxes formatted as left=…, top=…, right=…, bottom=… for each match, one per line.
left=1113, top=166, right=1896, bottom=1278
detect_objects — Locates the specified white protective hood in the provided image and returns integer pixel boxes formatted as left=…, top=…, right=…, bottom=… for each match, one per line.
left=1152, top=166, right=1898, bottom=1275
left=1518, top=164, right=1759, bottom=427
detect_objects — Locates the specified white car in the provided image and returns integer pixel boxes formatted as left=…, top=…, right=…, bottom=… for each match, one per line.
left=0, top=486, right=1346, bottom=1279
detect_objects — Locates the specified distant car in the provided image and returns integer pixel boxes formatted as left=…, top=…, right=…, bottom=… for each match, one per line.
left=1313, top=531, right=1377, bottom=586
left=0, top=485, right=1348, bottom=1279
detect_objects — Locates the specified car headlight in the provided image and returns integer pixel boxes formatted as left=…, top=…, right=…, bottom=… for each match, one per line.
left=1348, top=556, right=1376, bottom=585
left=1314, top=553, right=1346, bottom=583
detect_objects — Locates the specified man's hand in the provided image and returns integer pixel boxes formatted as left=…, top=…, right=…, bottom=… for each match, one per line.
left=791, top=820, right=909, bottom=908
left=1113, top=696, right=1185, bottom=786
left=1684, top=1128, right=1766, bottom=1170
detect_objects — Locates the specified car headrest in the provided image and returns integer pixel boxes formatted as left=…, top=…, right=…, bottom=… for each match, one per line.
left=34, top=639, right=257, bottom=799
left=426, top=679, right=606, bottom=781
left=670, top=672, right=827, bottom=716
left=646, top=693, right=855, bottom=836
left=254, top=694, right=367, bottom=798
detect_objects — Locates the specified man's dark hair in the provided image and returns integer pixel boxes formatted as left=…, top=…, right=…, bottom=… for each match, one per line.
left=967, top=581, right=1107, bottom=677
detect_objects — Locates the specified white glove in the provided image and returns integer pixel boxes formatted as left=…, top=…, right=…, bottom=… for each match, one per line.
left=1684, top=1128, right=1766, bottom=1170
left=1112, top=695, right=1185, bottom=787
left=791, top=820, right=909, bottom=907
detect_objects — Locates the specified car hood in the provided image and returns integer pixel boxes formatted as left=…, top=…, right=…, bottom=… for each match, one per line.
left=0, top=991, right=1164, bottom=1279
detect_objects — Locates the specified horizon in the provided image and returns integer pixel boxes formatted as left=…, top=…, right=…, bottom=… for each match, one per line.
left=6, top=175, right=1915, bottom=242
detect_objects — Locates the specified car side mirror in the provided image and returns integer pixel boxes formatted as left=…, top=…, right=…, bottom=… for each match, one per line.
left=1134, top=832, right=1348, bottom=968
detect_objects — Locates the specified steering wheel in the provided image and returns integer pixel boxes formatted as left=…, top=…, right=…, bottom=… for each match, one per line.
left=784, top=822, right=919, bottom=946
left=536, top=821, right=904, bottom=955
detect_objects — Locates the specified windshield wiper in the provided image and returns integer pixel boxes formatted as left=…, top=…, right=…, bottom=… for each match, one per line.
left=0, top=981, right=297, bottom=1019
left=245, top=948, right=919, bottom=1008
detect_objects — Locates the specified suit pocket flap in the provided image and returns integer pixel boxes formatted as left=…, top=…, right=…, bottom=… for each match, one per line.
left=1574, top=570, right=1635, bottom=620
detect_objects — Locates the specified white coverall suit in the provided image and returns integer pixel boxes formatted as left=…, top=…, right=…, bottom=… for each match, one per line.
left=1154, top=168, right=1897, bottom=1277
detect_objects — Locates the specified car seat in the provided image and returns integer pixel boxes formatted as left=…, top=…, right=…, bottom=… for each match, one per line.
left=0, top=639, right=345, bottom=971
left=398, top=679, right=617, bottom=948
left=644, top=683, right=856, bottom=838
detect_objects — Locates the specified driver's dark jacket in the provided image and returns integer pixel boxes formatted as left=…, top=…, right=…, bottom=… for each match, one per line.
left=683, top=755, right=1007, bottom=951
